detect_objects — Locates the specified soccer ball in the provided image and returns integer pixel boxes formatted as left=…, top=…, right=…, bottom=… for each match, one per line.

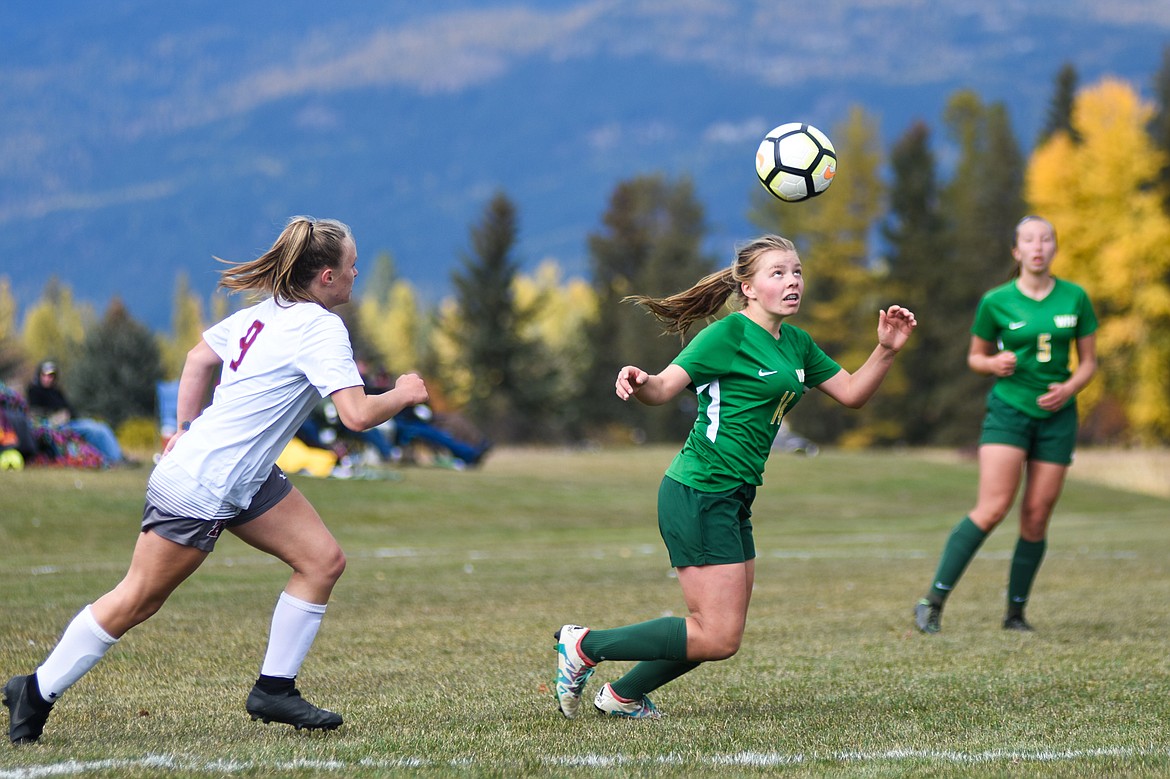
left=755, top=123, right=837, bottom=202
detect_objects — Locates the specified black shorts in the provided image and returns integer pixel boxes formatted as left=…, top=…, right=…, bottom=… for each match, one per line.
left=140, top=465, right=293, bottom=552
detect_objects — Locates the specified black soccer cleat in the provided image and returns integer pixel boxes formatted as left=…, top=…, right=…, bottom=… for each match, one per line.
left=1002, top=614, right=1035, bottom=632
left=4, top=674, right=54, bottom=745
left=246, top=685, right=343, bottom=731
left=914, top=598, right=942, bottom=634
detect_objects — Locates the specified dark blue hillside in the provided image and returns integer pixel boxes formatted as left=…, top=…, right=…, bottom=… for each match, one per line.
left=1, top=3, right=1167, bottom=330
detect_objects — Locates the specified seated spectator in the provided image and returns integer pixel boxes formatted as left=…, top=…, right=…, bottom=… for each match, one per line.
left=361, top=365, right=491, bottom=468
left=25, top=361, right=134, bottom=467
left=0, top=382, right=39, bottom=463
left=391, top=404, right=491, bottom=469
left=296, top=397, right=490, bottom=469
left=1, top=379, right=104, bottom=468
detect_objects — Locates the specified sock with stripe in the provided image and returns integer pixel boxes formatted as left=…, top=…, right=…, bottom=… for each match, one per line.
left=1006, top=537, right=1047, bottom=617
left=926, top=516, right=989, bottom=605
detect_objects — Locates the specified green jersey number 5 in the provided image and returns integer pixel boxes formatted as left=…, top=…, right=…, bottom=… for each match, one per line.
left=1037, top=333, right=1052, bottom=363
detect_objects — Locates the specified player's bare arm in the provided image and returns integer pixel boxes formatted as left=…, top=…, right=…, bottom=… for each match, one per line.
left=616, top=364, right=691, bottom=405
left=1037, top=333, right=1097, bottom=412
left=817, top=306, right=917, bottom=409
left=331, top=373, right=429, bottom=432
left=164, top=339, right=224, bottom=455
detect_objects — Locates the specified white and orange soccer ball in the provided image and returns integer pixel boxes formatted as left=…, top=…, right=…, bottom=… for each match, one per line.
left=755, top=123, right=837, bottom=202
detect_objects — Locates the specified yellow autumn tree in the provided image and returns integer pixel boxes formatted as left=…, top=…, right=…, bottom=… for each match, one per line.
left=0, top=278, right=16, bottom=344
left=1028, top=77, right=1170, bottom=442
left=160, top=273, right=206, bottom=380
left=428, top=297, right=473, bottom=410
left=0, top=277, right=22, bottom=378
left=513, top=259, right=599, bottom=416
left=21, top=277, right=93, bottom=376
left=360, top=280, right=423, bottom=375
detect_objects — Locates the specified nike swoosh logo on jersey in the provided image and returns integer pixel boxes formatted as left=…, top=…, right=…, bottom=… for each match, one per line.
left=758, top=369, right=778, bottom=377
left=1008, top=321, right=1027, bottom=330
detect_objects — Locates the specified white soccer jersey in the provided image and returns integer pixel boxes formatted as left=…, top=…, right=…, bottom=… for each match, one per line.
left=150, top=297, right=363, bottom=518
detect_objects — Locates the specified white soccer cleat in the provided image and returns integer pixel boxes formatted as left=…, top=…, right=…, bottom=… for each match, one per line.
left=554, top=624, right=595, bottom=718
left=593, top=682, right=662, bottom=720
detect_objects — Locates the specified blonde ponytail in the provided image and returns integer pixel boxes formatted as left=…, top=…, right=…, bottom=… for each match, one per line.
left=625, top=234, right=798, bottom=335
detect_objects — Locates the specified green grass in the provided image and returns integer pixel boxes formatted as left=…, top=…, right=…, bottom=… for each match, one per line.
left=1, top=447, right=1168, bottom=777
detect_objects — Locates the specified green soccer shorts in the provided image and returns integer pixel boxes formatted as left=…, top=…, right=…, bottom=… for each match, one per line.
left=980, top=392, right=1078, bottom=465
left=657, top=476, right=756, bottom=567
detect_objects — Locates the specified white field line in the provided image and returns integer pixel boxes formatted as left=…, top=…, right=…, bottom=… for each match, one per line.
left=2, top=747, right=1168, bottom=777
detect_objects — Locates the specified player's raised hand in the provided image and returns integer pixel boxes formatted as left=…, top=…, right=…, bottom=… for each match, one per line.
left=877, top=305, right=917, bottom=352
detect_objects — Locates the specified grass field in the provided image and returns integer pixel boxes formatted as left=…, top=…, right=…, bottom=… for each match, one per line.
left=1, top=446, right=1168, bottom=777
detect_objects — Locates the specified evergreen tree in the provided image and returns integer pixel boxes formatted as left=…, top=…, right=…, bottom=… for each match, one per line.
left=749, top=107, right=888, bottom=445
left=585, top=174, right=716, bottom=443
left=934, top=90, right=1026, bottom=445
left=71, top=299, right=163, bottom=428
left=450, top=191, right=553, bottom=441
left=1038, top=63, right=1080, bottom=145
left=1150, top=44, right=1170, bottom=215
left=878, top=121, right=950, bottom=444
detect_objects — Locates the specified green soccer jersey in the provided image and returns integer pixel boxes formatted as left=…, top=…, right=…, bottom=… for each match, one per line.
left=665, top=312, right=841, bottom=492
left=971, top=277, right=1098, bottom=418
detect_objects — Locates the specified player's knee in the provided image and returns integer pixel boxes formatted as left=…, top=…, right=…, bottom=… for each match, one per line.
left=1019, top=507, right=1052, bottom=537
left=300, top=544, right=346, bottom=585
left=972, top=502, right=1012, bottom=528
left=102, top=595, right=166, bottom=637
left=709, top=637, right=742, bottom=661
left=321, top=547, right=346, bottom=584
left=697, top=631, right=743, bottom=661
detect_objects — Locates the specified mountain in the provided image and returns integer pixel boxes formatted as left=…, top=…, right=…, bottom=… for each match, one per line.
left=2, top=1, right=1168, bottom=330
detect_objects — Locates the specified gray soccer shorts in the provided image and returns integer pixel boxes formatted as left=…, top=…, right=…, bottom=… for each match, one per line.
left=140, top=465, right=293, bottom=552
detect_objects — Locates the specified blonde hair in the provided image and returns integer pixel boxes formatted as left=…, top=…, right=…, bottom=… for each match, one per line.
left=624, top=234, right=798, bottom=335
left=217, top=216, right=353, bottom=303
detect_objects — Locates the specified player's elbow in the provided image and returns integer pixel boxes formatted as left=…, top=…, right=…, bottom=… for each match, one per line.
left=336, top=406, right=377, bottom=432
left=836, top=388, right=868, bottom=409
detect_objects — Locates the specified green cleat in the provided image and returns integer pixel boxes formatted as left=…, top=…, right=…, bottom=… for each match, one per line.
left=1003, top=614, right=1035, bottom=632
left=914, top=598, right=942, bottom=634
